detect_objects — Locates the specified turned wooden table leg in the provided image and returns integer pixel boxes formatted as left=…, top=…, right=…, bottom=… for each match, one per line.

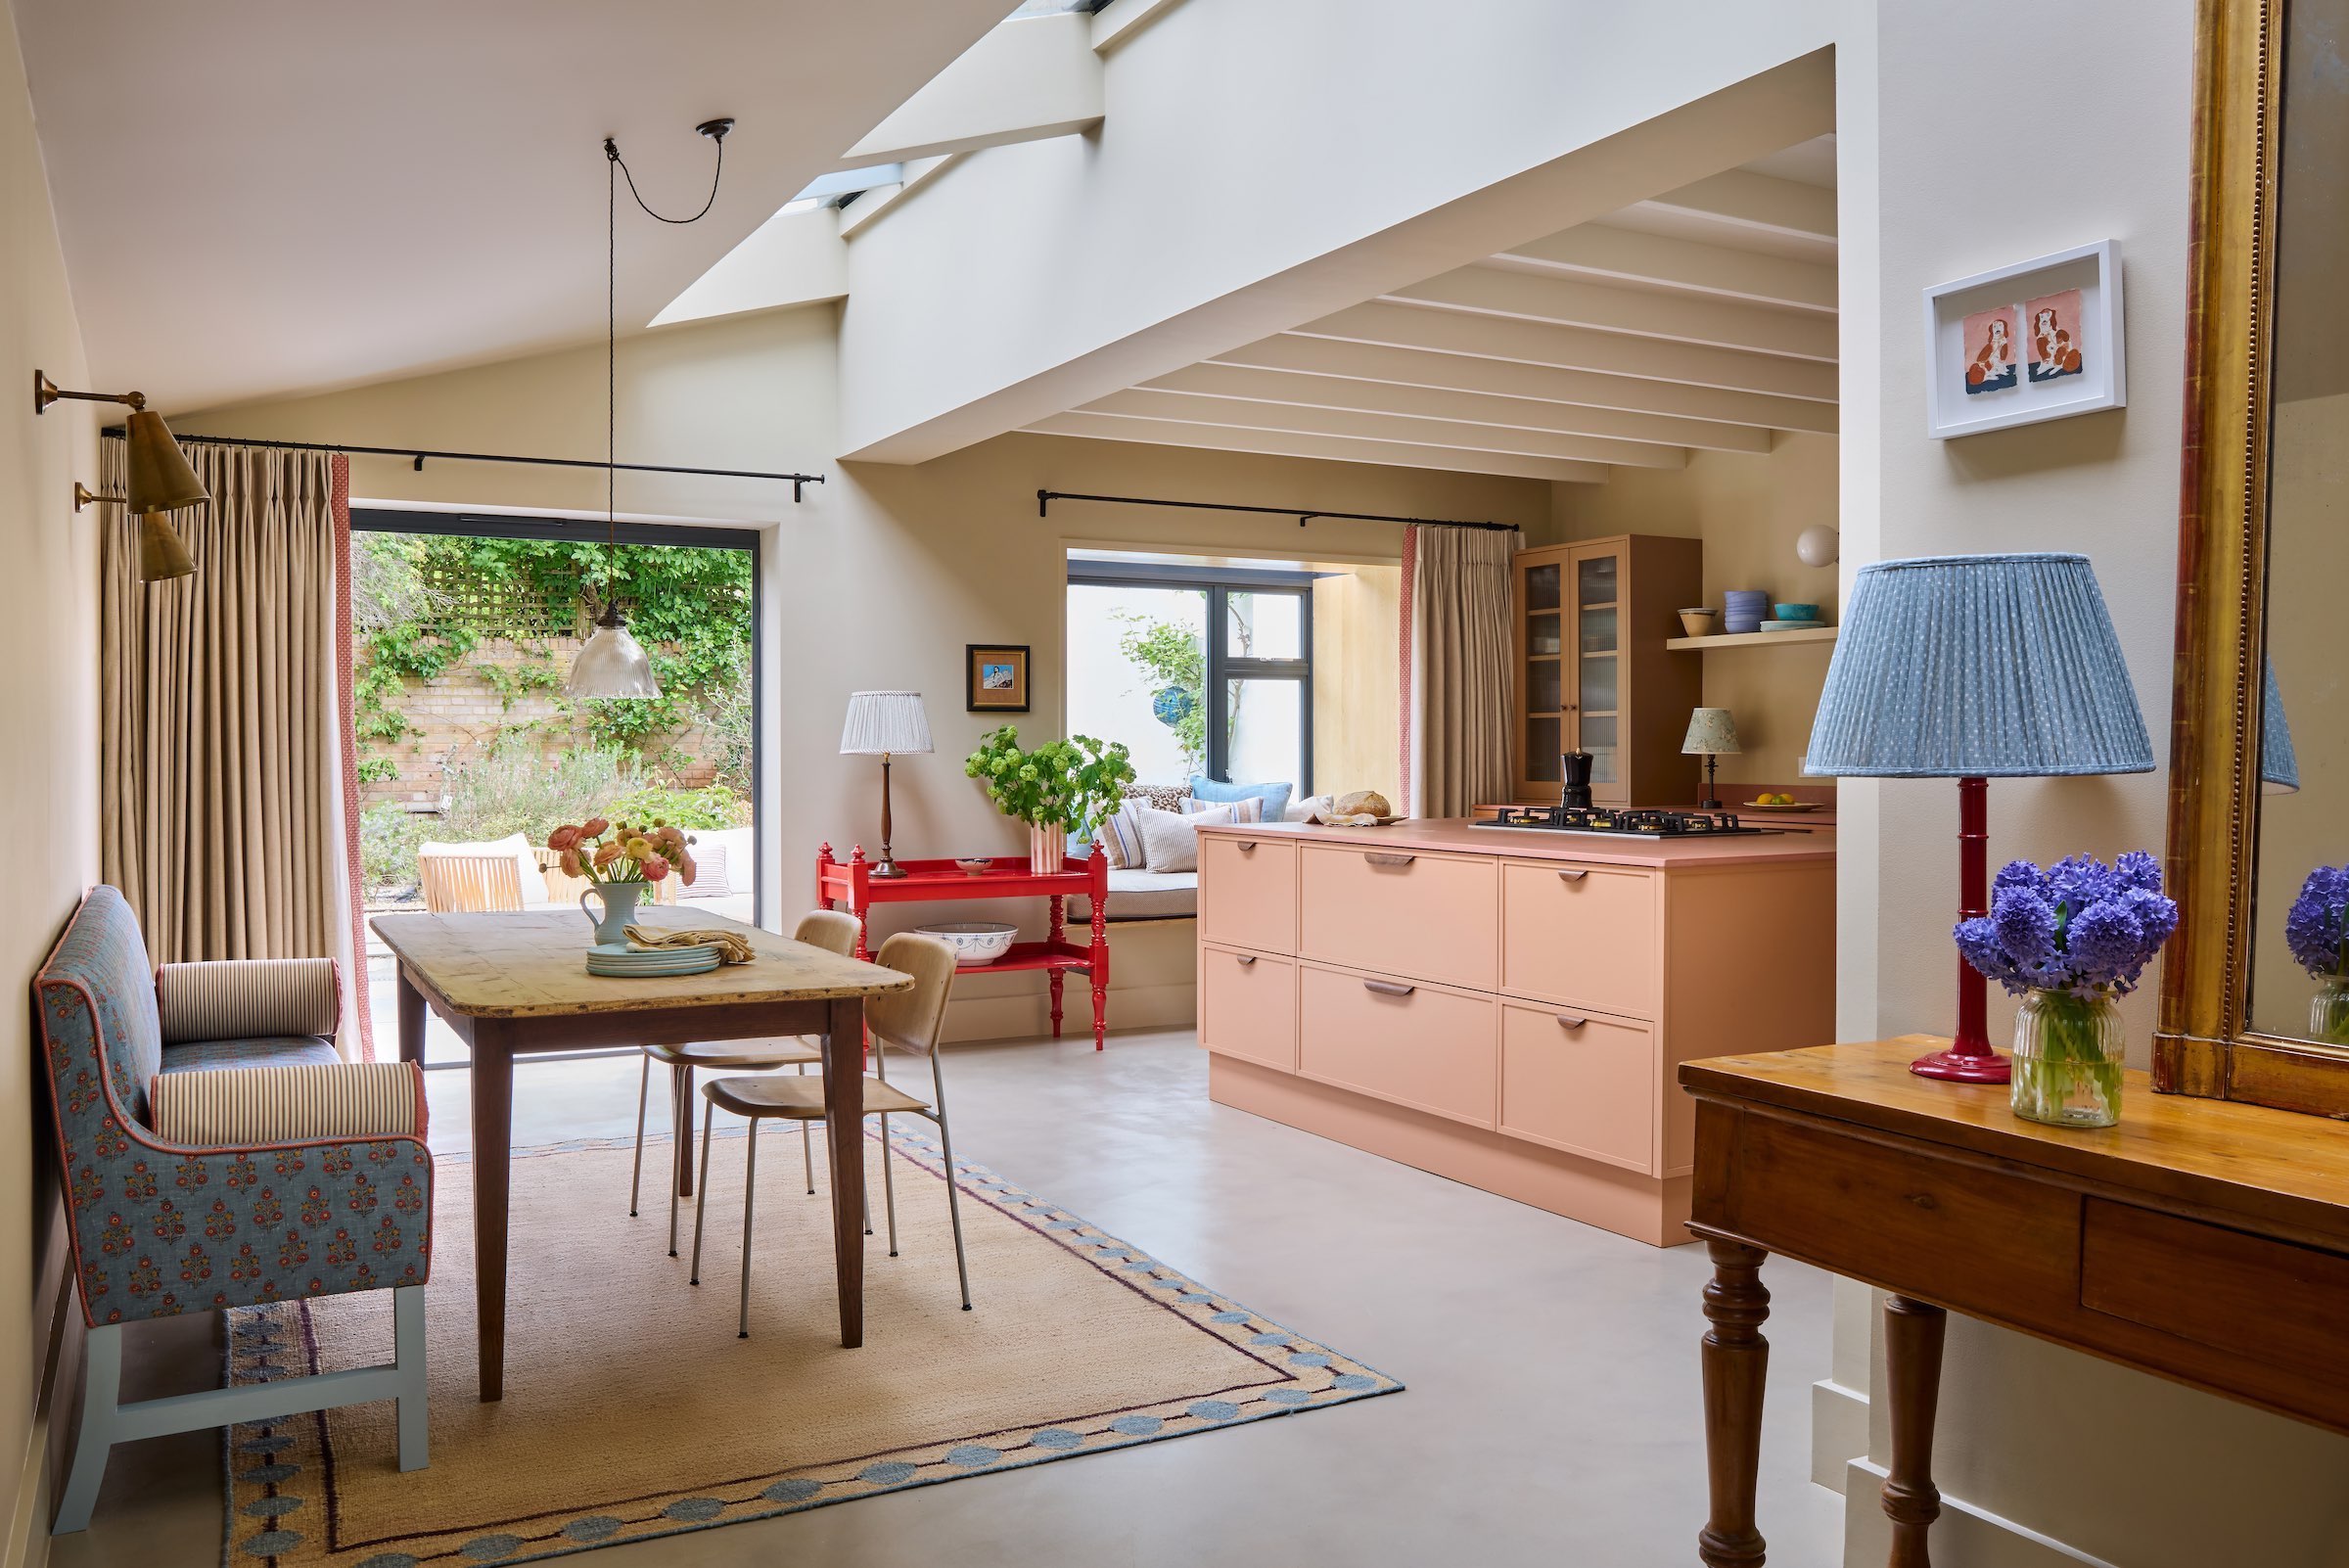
left=1698, top=1237, right=1771, bottom=1568
left=1881, top=1295, right=1947, bottom=1568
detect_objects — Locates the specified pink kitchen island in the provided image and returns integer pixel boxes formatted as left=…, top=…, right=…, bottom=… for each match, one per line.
left=1193, top=817, right=1835, bottom=1246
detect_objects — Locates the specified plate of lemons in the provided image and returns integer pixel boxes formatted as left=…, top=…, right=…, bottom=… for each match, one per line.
left=1742, top=793, right=1825, bottom=812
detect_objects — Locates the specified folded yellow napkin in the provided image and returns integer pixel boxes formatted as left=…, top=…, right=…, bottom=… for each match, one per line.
left=622, top=925, right=757, bottom=965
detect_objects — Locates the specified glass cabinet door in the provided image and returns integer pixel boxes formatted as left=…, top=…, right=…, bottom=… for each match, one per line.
left=1571, top=547, right=1623, bottom=793
left=1520, top=559, right=1564, bottom=789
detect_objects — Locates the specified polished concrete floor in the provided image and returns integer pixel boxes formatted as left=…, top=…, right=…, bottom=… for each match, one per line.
left=54, top=1030, right=1841, bottom=1567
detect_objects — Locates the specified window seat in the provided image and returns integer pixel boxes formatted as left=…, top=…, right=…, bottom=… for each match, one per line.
left=1071, top=868, right=1197, bottom=922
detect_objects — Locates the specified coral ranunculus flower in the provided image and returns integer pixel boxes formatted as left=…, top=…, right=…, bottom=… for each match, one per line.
left=559, top=848, right=583, bottom=878
left=643, top=854, right=670, bottom=882
left=581, top=817, right=609, bottom=838
left=679, top=853, right=698, bottom=887
left=547, top=825, right=580, bottom=853
left=593, top=842, right=623, bottom=867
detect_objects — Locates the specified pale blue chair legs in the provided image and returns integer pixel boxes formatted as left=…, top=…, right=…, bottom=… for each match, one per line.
left=54, top=1285, right=427, bottom=1535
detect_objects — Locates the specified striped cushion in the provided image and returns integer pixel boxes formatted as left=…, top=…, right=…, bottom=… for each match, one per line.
left=1184, top=795, right=1265, bottom=823
left=161, top=1036, right=342, bottom=1075
left=156, top=957, right=340, bottom=1043
left=1099, top=804, right=1147, bottom=870
left=151, top=1061, right=426, bottom=1146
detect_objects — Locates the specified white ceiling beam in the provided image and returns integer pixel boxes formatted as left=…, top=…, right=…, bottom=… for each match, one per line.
left=1080, top=389, right=1686, bottom=469
left=1027, top=412, right=1612, bottom=484
left=1298, top=300, right=1837, bottom=403
left=650, top=207, right=846, bottom=328
left=1142, top=362, right=1770, bottom=454
left=1629, top=168, right=1837, bottom=246
left=1213, top=335, right=1836, bottom=435
left=1388, top=265, right=1836, bottom=363
left=1494, top=223, right=1835, bottom=314
left=838, top=11, right=1103, bottom=168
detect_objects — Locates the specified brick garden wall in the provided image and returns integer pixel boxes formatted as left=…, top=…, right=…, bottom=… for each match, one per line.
left=357, top=635, right=724, bottom=807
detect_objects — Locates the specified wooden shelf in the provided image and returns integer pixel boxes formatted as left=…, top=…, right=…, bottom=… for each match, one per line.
left=1667, top=626, right=1838, bottom=651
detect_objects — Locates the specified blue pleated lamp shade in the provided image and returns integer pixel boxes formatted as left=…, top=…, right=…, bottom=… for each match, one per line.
left=1803, top=553, right=2154, bottom=778
left=2263, top=658, right=2299, bottom=795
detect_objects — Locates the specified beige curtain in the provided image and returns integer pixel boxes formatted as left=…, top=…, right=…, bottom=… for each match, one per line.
left=101, top=440, right=345, bottom=985
left=1408, top=525, right=1515, bottom=816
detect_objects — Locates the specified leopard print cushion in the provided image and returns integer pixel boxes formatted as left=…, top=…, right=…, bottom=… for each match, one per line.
left=1122, top=783, right=1190, bottom=814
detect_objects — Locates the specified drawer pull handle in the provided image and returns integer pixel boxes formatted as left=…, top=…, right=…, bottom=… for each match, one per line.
left=1236, top=841, right=1258, bottom=853
left=1555, top=1014, right=1590, bottom=1031
left=1234, top=953, right=1257, bottom=966
left=1363, top=853, right=1417, bottom=868
left=1362, top=979, right=1416, bottom=998
left=1557, top=868, right=1589, bottom=883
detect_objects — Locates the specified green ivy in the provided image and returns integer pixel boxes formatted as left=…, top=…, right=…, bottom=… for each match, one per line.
left=1115, top=613, right=1207, bottom=772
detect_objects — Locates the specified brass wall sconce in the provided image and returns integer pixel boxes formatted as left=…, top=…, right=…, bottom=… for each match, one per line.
left=36, top=369, right=208, bottom=581
left=71, top=483, right=197, bottom=581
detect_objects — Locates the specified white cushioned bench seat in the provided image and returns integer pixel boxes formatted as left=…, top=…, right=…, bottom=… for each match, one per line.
left=1071, top=868, right=1197, bottom=922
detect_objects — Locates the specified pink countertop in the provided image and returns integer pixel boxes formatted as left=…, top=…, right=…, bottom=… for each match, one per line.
left=1193, top=816, right=1836, bottom=869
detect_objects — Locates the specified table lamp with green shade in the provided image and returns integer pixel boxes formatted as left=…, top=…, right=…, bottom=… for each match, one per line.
left=1803, top=553, right=2154, bottom=1083
left=1681, top=708, right=1740, bottom=810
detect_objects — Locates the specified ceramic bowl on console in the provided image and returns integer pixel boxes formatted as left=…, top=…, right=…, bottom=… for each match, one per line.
left=917, top=920, right=1018, bottom=963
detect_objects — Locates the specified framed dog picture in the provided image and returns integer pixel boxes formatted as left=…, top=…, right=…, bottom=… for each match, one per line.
left=1922, top=240, right=2123, bottom=439
left=965, top=644, right=1031, bottom=713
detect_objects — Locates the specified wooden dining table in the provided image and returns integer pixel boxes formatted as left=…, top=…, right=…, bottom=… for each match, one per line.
left=371, top=906, right=912, bottom=1401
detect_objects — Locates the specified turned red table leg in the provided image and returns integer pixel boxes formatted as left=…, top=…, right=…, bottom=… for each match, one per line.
left=1698, top=1237, right=1771, bottom=1568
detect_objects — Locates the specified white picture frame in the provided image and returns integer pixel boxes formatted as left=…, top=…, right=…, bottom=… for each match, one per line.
left=1922, top=239, right=2124, bottom=439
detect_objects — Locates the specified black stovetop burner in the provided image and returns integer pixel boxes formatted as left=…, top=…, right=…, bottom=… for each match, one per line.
left=1472, top=806, right=1779, bottom=837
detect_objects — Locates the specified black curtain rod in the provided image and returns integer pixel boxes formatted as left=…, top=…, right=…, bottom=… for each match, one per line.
left=1036, top=488, right=1516, bottom=531
left=103, top=428, right=827, bottom=503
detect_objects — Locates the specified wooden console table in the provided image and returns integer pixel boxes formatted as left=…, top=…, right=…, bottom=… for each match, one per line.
left=817, top=844, right=1111, bottom=1048
left=1681, top=1038, right=2349, bottom=1567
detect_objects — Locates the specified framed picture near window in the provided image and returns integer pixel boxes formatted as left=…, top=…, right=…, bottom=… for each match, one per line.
left=965, top=644, right=1031, bottom=713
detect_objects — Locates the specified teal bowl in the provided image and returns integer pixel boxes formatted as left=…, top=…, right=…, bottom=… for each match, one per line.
left=1773, top=603, right=1820, bottom=622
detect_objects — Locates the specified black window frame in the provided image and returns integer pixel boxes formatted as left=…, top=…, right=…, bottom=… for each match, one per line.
left=1065, top=558, right=1314, bottom=793
left=353, top=507, right=765, bottom=930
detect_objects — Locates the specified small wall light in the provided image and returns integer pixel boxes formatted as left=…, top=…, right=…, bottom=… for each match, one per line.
left=71, top=483, right=197, bottom=581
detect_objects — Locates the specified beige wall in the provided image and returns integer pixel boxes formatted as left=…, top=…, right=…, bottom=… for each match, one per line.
left=1837, top=4, right=2349, bottom=1565
left=1552, top=435, right=1839, bottom=786
left=181, top=306, right=1546, bottom=1037
left=1312, top=565, right=1402, bottom=806
left=1, top=3, right=101, bottom=1558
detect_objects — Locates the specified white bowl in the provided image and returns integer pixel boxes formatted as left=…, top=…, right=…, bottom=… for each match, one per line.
left=916, top=920, right=1018, bottom=964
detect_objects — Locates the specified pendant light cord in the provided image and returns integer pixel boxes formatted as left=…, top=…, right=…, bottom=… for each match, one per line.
left=608, top=133, right=725, bottom=225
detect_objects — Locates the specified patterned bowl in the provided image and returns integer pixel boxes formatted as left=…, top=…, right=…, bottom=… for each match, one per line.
left=917, top=921, right=1018, bottom=964
left=954, top=857, right=994, bottom=875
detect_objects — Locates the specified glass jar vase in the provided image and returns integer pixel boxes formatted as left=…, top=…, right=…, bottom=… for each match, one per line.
left=2312, top=976, right=2349, bottom=1046
left=2009, top=989, right=2124, bottom=1129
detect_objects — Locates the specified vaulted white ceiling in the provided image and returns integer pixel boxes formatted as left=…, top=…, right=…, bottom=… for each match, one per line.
left=15, top=0, right=1013, bottom=413
left=1026, top=137, right=1838, bottom=484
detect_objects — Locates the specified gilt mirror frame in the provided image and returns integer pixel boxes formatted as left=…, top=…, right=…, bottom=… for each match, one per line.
left=2156, top=0, right=2349, bottom=1113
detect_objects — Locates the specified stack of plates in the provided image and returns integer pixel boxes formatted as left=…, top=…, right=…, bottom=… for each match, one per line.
left=1723, top=589, right=1770, bottom=634
left=585, top=942, right=721, bottom=979
left=1760, top=620, right=1818, bottom=632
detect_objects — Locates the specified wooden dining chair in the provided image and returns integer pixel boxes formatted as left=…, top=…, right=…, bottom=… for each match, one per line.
left=629, top=908, right=862, bottom=1256
left=417, top=851, right=526, bottom=913
left=691, top=932, right=968, bottom=1337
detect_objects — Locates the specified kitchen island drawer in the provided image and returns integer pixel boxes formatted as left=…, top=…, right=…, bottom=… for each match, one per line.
left=1198, top=944, right=1297, bottom=1072
left=1299, top=844, right=1497, bottom=991
left=1298, top=962, right=1497, bottom=1128
left=1499, top=859, right=1657, bottom=1017
left=1199, top=834, right=1298, bottom=954
left=1499, top=1000, right=1655, bottom=1173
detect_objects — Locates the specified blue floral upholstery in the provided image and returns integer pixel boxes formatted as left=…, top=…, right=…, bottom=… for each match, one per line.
left=160, top=1036, right=343, bottom=1075
left=34, top=889, right=433, bottom=1327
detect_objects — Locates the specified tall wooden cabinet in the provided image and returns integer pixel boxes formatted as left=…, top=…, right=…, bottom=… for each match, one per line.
left=1511, top=534, right=1703, bottom=807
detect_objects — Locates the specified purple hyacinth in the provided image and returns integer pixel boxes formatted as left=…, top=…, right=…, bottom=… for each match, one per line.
left=2286, top=865, right=2349, bottom=978
left=1954, top=853, right=2181, bottom=998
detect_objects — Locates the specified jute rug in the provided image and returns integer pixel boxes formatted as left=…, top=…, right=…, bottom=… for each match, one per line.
left=220, top=1125, right=1399, bottom=1565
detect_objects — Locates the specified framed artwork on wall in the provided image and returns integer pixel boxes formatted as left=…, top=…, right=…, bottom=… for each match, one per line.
left=965, top=644, right=1031, bottom=713
left=1922, top=239, right=2125, bottom=438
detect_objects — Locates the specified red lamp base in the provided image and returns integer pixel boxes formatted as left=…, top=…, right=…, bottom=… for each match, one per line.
left=1910, top=1045, right=2011, bottom=1084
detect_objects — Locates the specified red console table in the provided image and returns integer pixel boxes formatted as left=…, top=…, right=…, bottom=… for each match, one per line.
left=815, top=845, right=1111, bottom=1049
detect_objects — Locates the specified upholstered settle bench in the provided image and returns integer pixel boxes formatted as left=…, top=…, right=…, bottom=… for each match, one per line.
left=33, top=887, right=434, bottom=1534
